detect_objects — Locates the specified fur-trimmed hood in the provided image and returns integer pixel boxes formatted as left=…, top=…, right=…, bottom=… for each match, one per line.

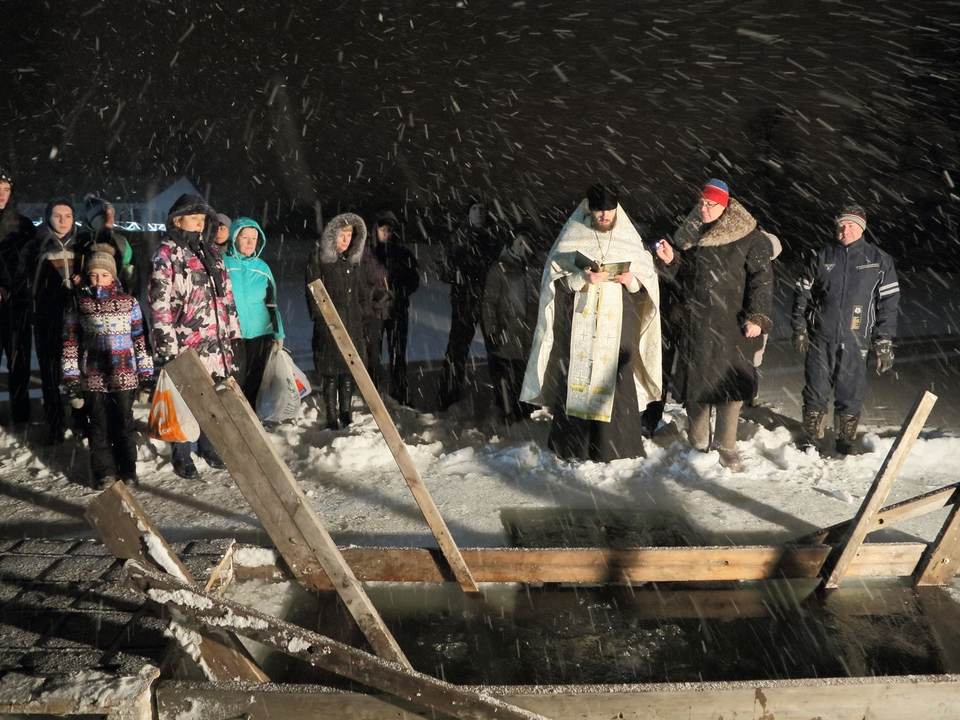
left=672, top=197, right=758, bottom=250
left=318, top=212, right=366, bottom=264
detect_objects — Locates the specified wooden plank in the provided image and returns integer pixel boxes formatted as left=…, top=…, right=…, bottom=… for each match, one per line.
left=794, top=482, right=960, bottom=545
left=0, top=665, right=159, bottom=720
left=85, top=481, right=268, bottom=682
left=122, top=560, right=549, bottom=720
left=309, top=279, right=479, bottom=594
left=822, top=390, right=938, bottom=589
left=156, top=675, right=960, bottom=720
left=163, top=350, right=410, bottom=668
left=231, top=543, right=928, bottom=585
left=915, top=501, right=960, bottom=586
left=204, top=539, right=236, bottom=594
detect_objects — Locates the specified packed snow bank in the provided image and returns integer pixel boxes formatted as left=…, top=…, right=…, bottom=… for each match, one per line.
left=0, top=394, right=956, bottom=549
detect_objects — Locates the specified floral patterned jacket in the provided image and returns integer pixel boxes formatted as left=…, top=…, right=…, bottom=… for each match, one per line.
left=148, top=230, right=241, bottom=378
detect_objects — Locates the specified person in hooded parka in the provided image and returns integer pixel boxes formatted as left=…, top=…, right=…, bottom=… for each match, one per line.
left=224, top=217, right=284, bottom=406
left=305, top=213, right=367, bottom=430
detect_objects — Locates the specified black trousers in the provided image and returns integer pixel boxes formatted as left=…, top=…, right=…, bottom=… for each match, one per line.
left=0, top=300, right=32, bottom=423
left=172, top=431, right=219, bottom=469
left=802, top=337, right=869, bottom=415
left=440, top=284, right=486, bottom=408
left=363, top=305, right=410, bottom=402
left=35, top=313, right=67, bottom=433
left=85, top=390, right=137, bottom=481
left=547, top=346, right=645, bottom=462
left=489, top=355, right=533, bottom=422
left=233, top=335, right=274, bottom=407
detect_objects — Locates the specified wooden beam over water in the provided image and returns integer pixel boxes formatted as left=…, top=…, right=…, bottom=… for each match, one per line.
left=231, top=542, right=929, bottom=585
left=821, top=390, right=938, bottom=589
left=309, top=279, right=479, bottom=594
left=122, top=560, right=549, bottom=720
left=164, top=350, right=410, bottom=668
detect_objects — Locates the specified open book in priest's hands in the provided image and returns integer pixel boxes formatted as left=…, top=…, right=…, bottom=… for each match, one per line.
left=574, top=250, right=632, bottom=277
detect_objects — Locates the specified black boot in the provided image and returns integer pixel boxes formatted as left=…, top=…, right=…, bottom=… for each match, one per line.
left=321, top=375, right=339, bottom=430
left=338, top=374, right=354, bottom=428
left=799, top=409, right=827, bottom=450
left=834, top=412, right=861, bottom=455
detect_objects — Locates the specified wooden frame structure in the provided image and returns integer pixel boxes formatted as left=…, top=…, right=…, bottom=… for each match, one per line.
left=86, top=336, right=959, bottom=719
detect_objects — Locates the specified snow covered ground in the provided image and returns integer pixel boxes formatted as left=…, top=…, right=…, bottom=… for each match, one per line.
left=1, top=252, right=959, bottom=552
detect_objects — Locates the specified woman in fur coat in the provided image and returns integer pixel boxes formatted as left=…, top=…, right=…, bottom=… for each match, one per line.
left=656, top=179, right=772, bottom=472
left=305, top=213, right=367, bottom=429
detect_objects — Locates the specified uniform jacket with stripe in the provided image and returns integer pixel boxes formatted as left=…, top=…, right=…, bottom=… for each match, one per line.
left=791, top=237, right=899, bottom=350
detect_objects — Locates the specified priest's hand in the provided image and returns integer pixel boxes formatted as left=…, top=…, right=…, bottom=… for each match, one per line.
left=614, top=271, right=634, bottom=286
left=584, top=268, right=608, bottom=285
left=744, top=321, right=762, bottom=338
left=656, top=240, right=674, bottom=264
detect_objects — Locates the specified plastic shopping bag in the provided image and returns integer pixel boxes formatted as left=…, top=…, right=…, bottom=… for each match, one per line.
left=290, top=358, right=312, bottom=399
left=147, top=369, right=201, bottom=443
left=256, top=346, right=302, bottom=422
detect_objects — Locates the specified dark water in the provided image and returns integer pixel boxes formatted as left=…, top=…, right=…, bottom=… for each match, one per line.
left=228, top=576, right=960, bottom=687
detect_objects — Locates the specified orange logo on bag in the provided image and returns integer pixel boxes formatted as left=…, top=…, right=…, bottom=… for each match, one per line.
left=149, top=390, right=190, bottom=443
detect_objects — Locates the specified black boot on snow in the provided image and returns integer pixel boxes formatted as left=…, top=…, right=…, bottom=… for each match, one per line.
left=799, top=409, right=827, bottom=451
left=321, top=376, right=340, bottom=430
left=834, top=412, right=862, bottom=456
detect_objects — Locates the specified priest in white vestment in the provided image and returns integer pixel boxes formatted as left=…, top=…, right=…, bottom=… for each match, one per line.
left=521, top=182, right=662, bottom=462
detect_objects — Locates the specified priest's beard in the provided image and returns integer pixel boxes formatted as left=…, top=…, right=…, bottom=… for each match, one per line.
left=594, top=215, right=617, bottom=233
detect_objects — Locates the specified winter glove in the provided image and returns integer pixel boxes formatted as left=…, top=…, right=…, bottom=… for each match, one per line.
left=874, top=339, right=895, bottom=374
left=64, top=382, right=85, bottom=409
left=792, top=329, right=809, bottom=355
left=137, top=378, right=155, bottom=404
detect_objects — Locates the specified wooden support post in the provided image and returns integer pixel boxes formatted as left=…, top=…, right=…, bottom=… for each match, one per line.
left=914, top=501, right=960, bottom=586
left=122, top=560, right=548, bottom=720
left=794, top=482, right=960, bottom=545
left=163, top=350, right=410, bottom=668
left=85, top=481, right=268, bottom=682
left=821, top=390, right=938, bottom=589
left=309, top=279, right=479, bottom=594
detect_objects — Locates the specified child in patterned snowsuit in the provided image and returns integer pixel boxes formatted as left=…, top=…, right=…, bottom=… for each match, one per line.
left=62, top=246, right=154, bottom=488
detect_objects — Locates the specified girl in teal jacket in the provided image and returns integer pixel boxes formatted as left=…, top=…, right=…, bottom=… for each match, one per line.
left=224, top=217, right=284, bottom=404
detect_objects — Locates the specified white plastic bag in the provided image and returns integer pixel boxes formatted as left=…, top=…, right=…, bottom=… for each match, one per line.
left=148, top=369, right=201, bottom=442
left=256, top=346, right=302, bottom=422
left=291, top=359, right=312, bottom=399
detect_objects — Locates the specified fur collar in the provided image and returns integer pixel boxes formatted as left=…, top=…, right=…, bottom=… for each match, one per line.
left=318, top=212, right=367, bottom=265
left=673, top=198, right=758, bottom=250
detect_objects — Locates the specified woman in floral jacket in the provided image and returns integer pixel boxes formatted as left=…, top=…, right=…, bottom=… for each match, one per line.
left=148, top=194, right=240, bottom=479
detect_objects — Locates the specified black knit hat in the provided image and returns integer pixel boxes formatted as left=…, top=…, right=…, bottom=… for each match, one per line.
left=0, top=167, right=12, bottom=186
left=586, top=182, right=619, bottom=211
left=168, top=193, right=215, bottom=220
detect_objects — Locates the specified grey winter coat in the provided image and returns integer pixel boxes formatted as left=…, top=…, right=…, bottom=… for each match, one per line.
left=305, top=213, right=368, bottom=375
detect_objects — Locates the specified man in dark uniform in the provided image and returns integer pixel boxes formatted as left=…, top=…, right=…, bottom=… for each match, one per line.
left=792, top=204, right=899, bottom=454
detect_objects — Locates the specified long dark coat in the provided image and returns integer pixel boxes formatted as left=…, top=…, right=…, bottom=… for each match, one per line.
left=670, top=198, right=773, bottom=404
left=305, top=213, right=368, bottom=375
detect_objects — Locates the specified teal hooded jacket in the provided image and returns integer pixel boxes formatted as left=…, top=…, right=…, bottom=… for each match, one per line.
left=224, top=217, right=284, bottom=340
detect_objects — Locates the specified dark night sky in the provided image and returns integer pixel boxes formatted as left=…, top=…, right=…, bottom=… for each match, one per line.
left=2, top=0, right=958, bottom=256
